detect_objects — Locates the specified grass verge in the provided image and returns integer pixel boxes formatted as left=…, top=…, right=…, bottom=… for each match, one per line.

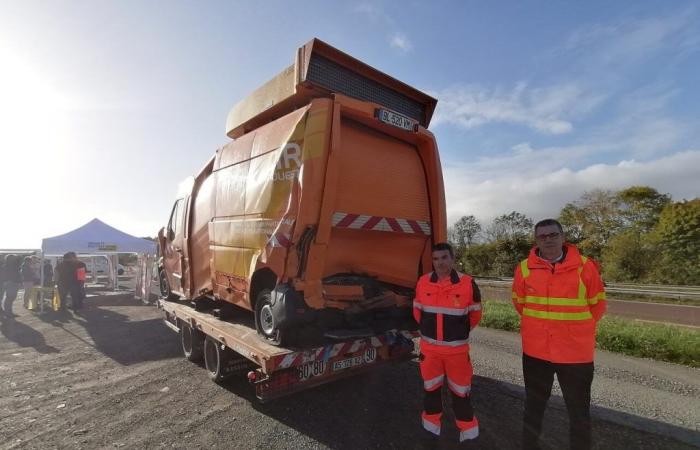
left=480, top=300, right=700, bottom=368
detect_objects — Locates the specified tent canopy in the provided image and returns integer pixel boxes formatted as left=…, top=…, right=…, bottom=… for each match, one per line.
left=41, top=218, right=156, bottom=255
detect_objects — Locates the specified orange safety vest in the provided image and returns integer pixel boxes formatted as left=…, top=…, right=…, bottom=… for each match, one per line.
left=414, top=270, right=482, bottom=354
left=512, top=243, right=606, bottom=363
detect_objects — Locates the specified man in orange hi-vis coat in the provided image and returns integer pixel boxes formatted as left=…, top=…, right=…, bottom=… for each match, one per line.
left=414, top=242, right=482, bottom=443
left=512, top=219, right=606, bottom=450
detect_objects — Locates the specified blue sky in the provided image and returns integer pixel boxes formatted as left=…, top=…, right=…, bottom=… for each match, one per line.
left=1, top=1, right=698, bottom=248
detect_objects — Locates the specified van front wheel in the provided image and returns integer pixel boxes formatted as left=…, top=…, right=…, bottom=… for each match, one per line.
left=255, top=289, right=286, bottom=346
left=159, top=270, right=178, bottom=301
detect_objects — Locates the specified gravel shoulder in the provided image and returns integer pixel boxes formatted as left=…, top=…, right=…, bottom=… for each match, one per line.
left=1, top=293, right=698, bottom=449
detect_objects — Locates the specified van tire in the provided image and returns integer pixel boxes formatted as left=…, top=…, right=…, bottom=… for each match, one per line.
left=204, top=336, right=231, bottom=382
left=159, top=270, right=178, bottom=301
left=254, top=289, right=286, bottom=346
left=180, top=321, right=204, bottom=363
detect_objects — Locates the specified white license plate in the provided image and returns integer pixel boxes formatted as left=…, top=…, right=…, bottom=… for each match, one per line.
left=377, top=109, right=416, bottom=132
left=332, top=347, right=377, bottom=372
left=296, top=360, right=327, bottom=381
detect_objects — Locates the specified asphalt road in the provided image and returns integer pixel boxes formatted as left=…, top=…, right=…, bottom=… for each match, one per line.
left=0, top=293, right=698, bottom=449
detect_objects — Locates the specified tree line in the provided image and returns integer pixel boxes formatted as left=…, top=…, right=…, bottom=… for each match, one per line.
left=448, top=186, right=700, bottom=285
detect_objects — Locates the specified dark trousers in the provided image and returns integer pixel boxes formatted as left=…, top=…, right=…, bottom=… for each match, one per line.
left=522, top=354, right=594, bottom=450
left=58, top=284, right=84, bottom=310
left=1, top=281, right=19, bottom=316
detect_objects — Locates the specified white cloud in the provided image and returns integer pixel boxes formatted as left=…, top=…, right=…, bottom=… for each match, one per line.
left=444, top=150, right=700, bottom=226
left=353, top=3, right=394, bottom=25
left=432, top=82, right=605, bottom=134
left=389, top=32, right=413, bottom=53
left=563, top=8, right=699, bottom=68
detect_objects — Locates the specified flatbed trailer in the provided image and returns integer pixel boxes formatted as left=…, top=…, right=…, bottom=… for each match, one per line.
left=158, top=298, right=418, bottom=402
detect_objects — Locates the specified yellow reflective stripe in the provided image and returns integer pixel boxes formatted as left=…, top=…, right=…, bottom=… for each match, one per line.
left=512, top=292, right=526, bottom=304
left=520, top=260, right=530, bottom=278
left=578, top=255, right=588, bottom=301
left=524, top=296, right=588, bottom=306
left=587, top=292, right=606, bottom=305
left=523, top=308, right=593, bottom=321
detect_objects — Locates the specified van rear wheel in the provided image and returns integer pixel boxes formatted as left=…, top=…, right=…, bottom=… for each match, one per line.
left=180, top=321, right=204, bottom=363
left=254, top=289, right=286, bottom=346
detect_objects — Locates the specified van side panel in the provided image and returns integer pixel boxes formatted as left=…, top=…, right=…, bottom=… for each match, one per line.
left=323, top=119, right=431, bottom=287
left=209, top=106, right=311, bottom=308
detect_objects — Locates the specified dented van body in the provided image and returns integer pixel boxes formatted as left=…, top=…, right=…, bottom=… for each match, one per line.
left=158, top=39, right=446, bottom=345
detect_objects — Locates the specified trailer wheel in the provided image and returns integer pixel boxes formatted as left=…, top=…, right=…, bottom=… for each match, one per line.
left=180, top=321, right=204, bottom=363
left=159, top=270, right=178, bottom=301
left=204, top=336, right=231, bottom=382
left=254, top=289, right=286, bottom=346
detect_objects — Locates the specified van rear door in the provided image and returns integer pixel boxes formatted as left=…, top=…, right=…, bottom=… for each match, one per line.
left=323, top=118, right=431, bottom=287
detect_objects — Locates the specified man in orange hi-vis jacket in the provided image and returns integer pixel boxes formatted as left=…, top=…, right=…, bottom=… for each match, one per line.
left=414, top=242, right=482, bottom=443
left=512, top=219, right=606, bottom=450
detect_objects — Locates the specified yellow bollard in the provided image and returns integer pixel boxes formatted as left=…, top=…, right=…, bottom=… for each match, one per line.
left=26, top=287, right=38, bottom=310
left=52, top=289, right=61, bottom=311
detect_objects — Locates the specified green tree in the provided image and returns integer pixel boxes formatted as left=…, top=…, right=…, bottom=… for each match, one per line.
left=653, top=199, right=700, bottom=284
left=450, top=215, right=481, bottom=248
left=487, top=211, right=533, bottom=241
left=460, top=242, right=498, bottom=276
left=617, top=186, right=671, bottom=232
left=601, top=230, right=657, bottom=282
left=558, top=189, right=622, bottom=259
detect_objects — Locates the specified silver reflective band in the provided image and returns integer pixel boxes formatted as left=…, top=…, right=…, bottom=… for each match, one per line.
left=422, top=417, right=441, bottom=436
left=468, top=304, right=482, bottom=312
left=424, top=375, right=444, bottom=390
left=447, top=378, right=471, bottom=396
left=459, top=426, right=479, bottom=442
left=420, top=333, right=469, bottom=346
left=414, top=303, right=469, bottom=316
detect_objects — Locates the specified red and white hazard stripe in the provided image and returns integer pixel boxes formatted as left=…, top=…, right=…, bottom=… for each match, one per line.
left=332, top=212, right=431, bottom=235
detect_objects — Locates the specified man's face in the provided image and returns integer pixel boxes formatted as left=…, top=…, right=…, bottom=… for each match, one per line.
left=535, top=224, right=565, bottom=254
left=432, top=249, right=454, bottom=277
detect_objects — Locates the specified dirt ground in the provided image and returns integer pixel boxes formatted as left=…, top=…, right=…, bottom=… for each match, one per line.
left=0, top=292, right=697, bottom=450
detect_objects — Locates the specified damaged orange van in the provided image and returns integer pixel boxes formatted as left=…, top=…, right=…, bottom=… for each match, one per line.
left=158, top=38, right=446, bottom=345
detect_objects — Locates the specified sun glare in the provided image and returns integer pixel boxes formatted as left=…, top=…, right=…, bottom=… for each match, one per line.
left=0, top=44, right=77, bottom=247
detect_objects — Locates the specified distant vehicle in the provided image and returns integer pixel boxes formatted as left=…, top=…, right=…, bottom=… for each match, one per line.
left=158, top=38, right=446, bottom=347
left=79, top=257, right=125, bottom=276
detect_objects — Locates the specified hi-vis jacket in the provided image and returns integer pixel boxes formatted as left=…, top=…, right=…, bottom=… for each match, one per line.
left=512, top=243, right=606, bottom=363
left=414, top=270, right=482, bottom=354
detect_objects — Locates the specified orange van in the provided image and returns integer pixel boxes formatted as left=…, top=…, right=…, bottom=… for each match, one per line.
left=158, top=39, right=446, bottom=345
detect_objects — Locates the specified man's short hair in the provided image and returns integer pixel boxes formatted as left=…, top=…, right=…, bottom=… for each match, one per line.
left=64, top=251, right=77, bottom=259
left=432, top=242, right=454, bottom=258
left=534, top=219, right=563, bottom=234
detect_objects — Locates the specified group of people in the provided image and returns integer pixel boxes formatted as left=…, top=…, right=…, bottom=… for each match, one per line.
left=414, top=218, right=606, bottom=450
left=0, top=251, right=87, bottom=318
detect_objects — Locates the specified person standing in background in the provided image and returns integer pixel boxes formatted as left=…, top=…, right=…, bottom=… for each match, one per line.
left=55, top=254, right=74, bottom=312
left=72, top=258, right=87, bottom=311
left=43, top=260, right=54, bottom=287
left=1, top=254, right=21, bottom=318
left=21, top=256, right=38, bottom=308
